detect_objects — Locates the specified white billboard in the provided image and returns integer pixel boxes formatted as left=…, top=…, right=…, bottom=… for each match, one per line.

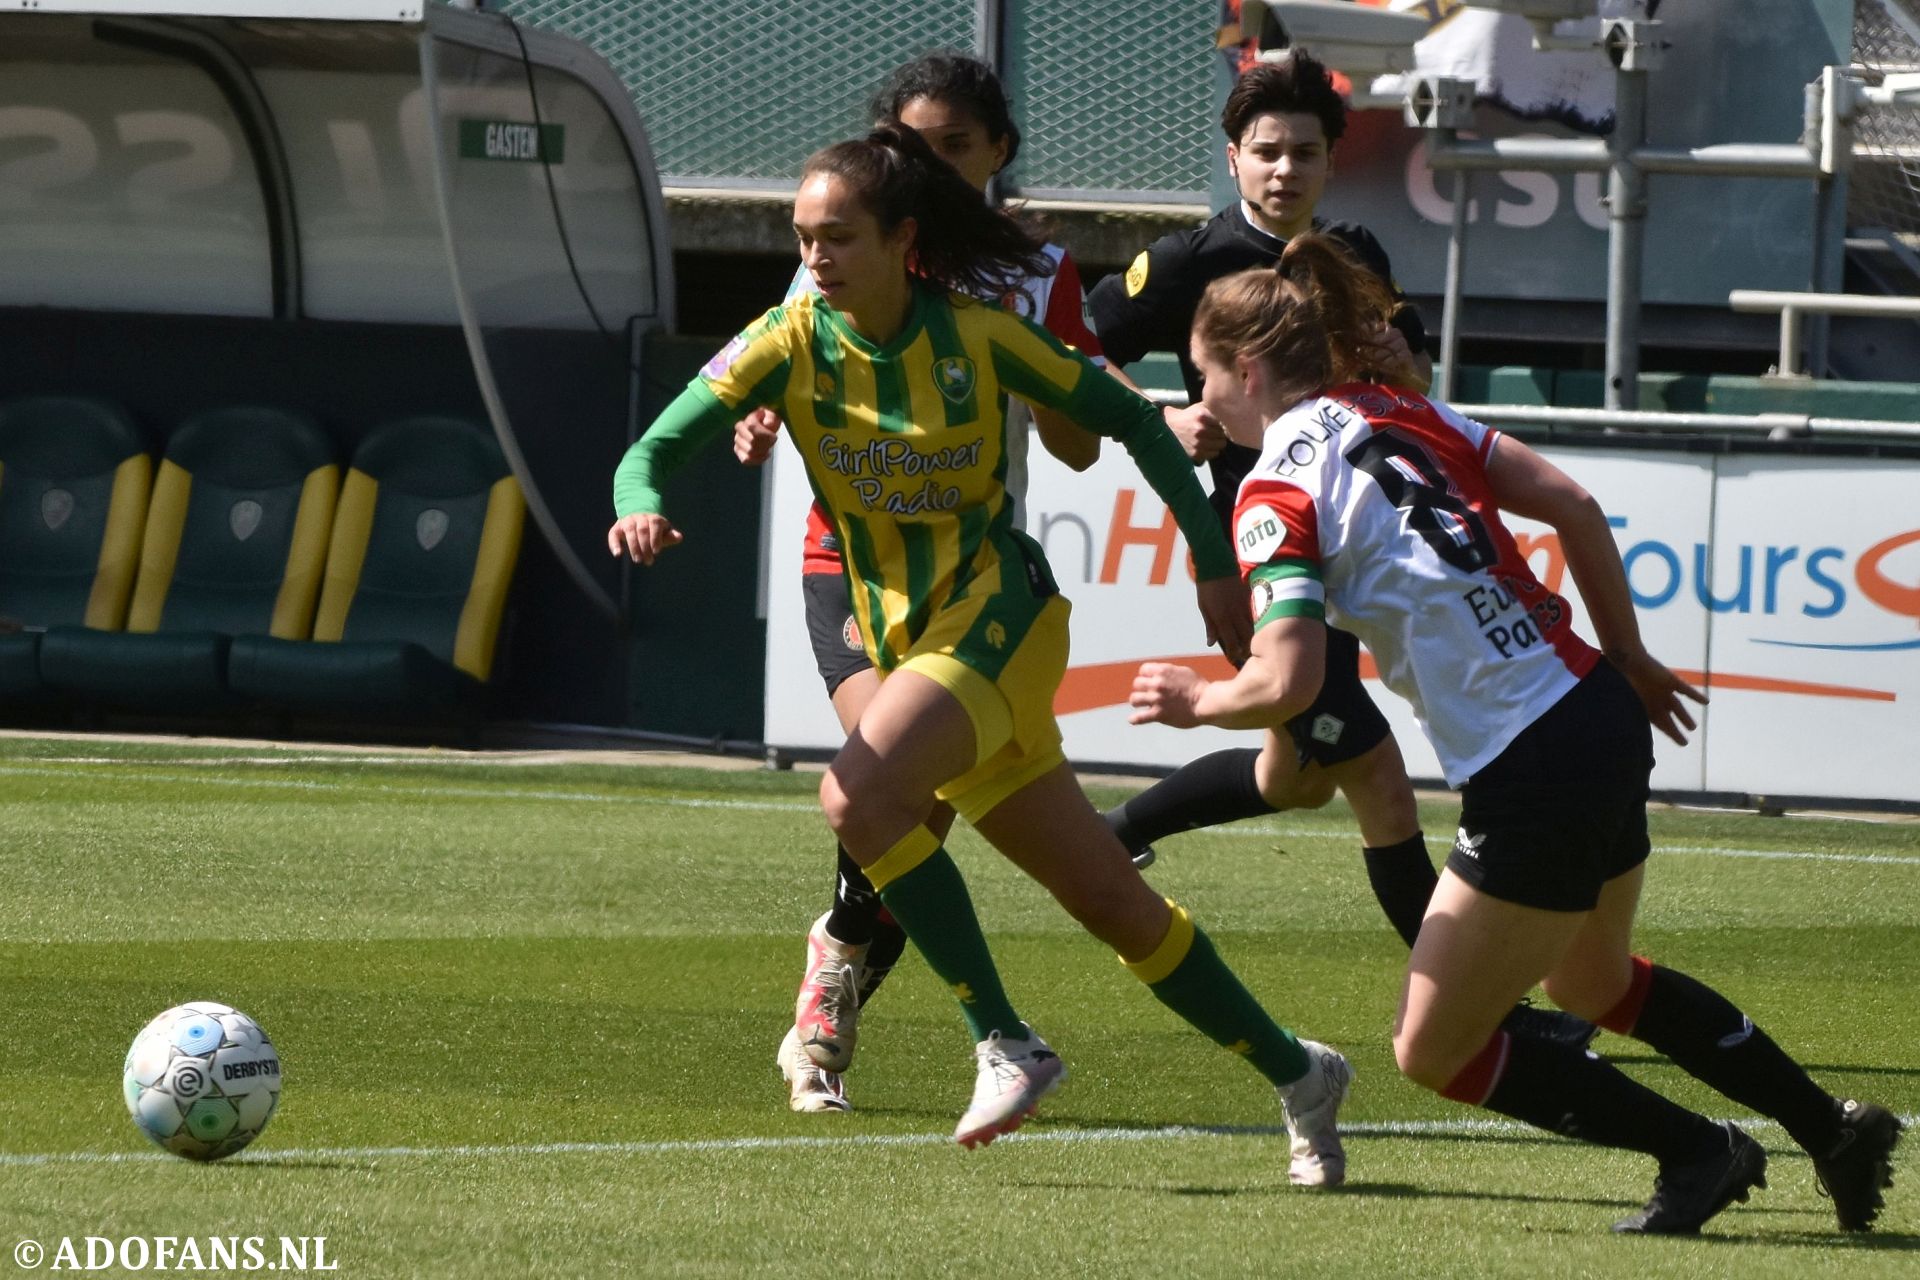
left=762, top=435, right=1920, bottom=804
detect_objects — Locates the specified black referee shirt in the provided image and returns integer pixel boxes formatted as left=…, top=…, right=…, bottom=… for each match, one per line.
left=1089, top=206, right=1427, bottom=529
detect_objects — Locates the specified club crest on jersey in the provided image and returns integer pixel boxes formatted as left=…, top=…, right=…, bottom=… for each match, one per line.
left=700, top=332, right=749, bottom=380
left=997, top=284, right=1038, bottom=318
left=933, top=356, right=977, bottom=404
left=1124, top=250, right=1149, bottom=296
left=815, top=371, right=837, bottom=399
left=1235, top=503, right=1287, bottom=562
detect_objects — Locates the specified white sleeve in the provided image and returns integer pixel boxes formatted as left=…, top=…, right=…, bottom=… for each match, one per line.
left=1430, top=396, right=1499, bottom=462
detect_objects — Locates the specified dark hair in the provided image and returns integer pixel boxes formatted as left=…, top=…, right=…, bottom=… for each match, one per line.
left=868, top=51, right=1022, bottom=169
left=1221, top=50, right=1347, bottom=148
left=1192, top=233, right=1394, bottom=407
left=801, top=123, right=1052, bottom=297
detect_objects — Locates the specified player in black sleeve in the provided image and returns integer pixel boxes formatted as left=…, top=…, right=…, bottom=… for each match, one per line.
left=1088, top=50, right=1590, bottom=1049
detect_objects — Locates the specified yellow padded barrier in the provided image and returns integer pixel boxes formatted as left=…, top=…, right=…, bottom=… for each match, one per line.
left=126, top=459, right=191, bottom=633
left=312, top=470, right=377, bottom=643
left=452, top=475, right=525, bottom=680
left=83, top=453, right=152, bottom=631
left=270, top=466, right=341, bottom=640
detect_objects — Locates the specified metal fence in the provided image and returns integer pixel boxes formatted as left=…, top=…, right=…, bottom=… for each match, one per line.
left=1001, top=0, right=1214, bottom=201
left=494, top=0, right=1213, bottom=201
left=1851, top=0, right=1920, bottom=236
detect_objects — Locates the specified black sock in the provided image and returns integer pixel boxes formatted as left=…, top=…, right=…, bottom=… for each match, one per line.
left=1484, top=1033, right=1721, bottom=1164
left=856, top=913, right=908, bottom=1008
left=1631, top=965, right=1842, bottom=1156
left=1109, top=748, right=1274, bottom=848
left=824, top=845, right=882, bottom=947
left=1362, top=834, right=1437, bottom=949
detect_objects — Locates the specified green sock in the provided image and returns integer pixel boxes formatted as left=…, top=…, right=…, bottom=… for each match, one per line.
left=877, top=845, right=1023, bottom=1043
left=1144, top=924, right=1310, bottom=1087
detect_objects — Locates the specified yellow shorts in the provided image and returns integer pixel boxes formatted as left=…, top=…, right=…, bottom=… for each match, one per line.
left=895, top=593, right=1071, bottom=825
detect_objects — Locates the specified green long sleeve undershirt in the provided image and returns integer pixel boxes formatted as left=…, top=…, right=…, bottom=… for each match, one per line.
left=611, top=352, right=1237, bottom=582
left=1048, top=363, right=1236, bottom=581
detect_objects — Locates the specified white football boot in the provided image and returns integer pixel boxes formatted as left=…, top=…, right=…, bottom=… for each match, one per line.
left=777, top=1025, right=850, bottom=1114
left=953, top=1024, right=1067, bottom=1149
left=794, top=913, right=866, bottom=1072
left=1279, top=1039, right=1353, bottom=1187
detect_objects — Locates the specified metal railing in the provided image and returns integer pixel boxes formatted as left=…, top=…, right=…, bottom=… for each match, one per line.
left=1450, top=401, right=1920, bottom=441
left=1139, top=388, right=1920, bottom=443
left=1729, top=287, right=1920, bottom=376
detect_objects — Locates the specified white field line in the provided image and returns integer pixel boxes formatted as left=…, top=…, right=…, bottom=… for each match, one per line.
left=5, top=1112, right=1915, bottom=1168
left=1, top=762, right=1916, bottom=867
left=0, top=764, right=813, bottom=814
left=14, top=751, right=1920, bottom=825
left=8, top=754, right=466, bottom=767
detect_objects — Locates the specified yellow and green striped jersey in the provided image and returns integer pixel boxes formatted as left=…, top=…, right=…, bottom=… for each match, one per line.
left=615, top=283, right=1233, bottom=672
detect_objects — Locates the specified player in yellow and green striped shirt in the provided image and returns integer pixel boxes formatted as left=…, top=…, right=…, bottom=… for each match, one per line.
left=611, top=124, right=1353, bottom=1173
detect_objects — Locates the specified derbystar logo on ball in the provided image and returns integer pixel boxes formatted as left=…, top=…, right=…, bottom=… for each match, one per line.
left=122, top=1001, right=281, bottom=1161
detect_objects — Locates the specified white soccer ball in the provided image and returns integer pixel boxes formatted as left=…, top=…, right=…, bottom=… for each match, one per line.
left=122, top=1002, right=281, bottom=1161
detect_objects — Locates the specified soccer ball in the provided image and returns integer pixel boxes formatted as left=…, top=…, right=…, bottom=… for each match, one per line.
left=122, top=1002, right=281, bottom=1161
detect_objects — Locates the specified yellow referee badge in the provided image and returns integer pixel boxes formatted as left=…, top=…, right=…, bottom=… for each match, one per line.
left=1124, top=250, right=1150, bottom=296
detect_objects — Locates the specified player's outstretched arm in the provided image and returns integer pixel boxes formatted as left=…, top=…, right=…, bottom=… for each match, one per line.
left=1486, top=434, right=1705, bottom=743
left=607, top=512, right=683, bottom=565
left=610, top=381, right=740, bottom=564
left=1130, top=616, right=1324, bottom=731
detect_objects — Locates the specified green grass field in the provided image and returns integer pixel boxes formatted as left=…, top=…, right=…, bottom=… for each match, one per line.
left=1, top=734, right=1915, bottom=1277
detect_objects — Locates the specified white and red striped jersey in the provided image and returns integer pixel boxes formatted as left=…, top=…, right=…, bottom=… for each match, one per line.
left=788, top=244, right=1103, bottom=573
left=1233, top=383, right=1599, bottom=784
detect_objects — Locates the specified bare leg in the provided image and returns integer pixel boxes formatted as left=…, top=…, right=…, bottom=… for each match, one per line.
left=1395, top=869, right=1580, bottom=1088
left=820, top=669, right=974, bottom=865
left=830, top=668, right=956, bottom=839
left=973, top=763, right=1174, bottom=961
left=1317, top=734, right=1421, bottom=848
left=976, top=762, right=1322, bottom=1098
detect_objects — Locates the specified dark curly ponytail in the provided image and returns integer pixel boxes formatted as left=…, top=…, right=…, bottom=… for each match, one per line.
left=801, top=123, right=1052, bottom=298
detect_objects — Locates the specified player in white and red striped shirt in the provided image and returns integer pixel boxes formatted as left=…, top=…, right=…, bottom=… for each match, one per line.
left=1128, top=234, right=1901, bottom=1236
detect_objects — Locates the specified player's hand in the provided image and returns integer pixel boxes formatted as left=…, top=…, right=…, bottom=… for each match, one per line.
left=1164, top=402, right=1228, bottom=463
left=1610, top=646, right=1707, bottom=745
left=733, top=408, right=784, bottom=466
left=607, top=513, right=683, bottom=565
left=1197, top=575, right=1252, bottom=666
left=1129, top=662, right=1208, bottom=727
left=1358, top=323, right=1418, bottom=386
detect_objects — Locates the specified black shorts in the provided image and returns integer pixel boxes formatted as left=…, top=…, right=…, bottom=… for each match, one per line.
left=1282, top=627, right=1392, bottom=768
left=802, top=571, right=873, bottom=697
left=1446, top=661, right=1656, bottom=913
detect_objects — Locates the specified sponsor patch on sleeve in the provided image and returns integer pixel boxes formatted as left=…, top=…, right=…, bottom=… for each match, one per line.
left=1124, top=250, right=1149, bottom=296
left=1234, top=502, right=1288, bottom=563
left=699, top=333, right=750, bottom=381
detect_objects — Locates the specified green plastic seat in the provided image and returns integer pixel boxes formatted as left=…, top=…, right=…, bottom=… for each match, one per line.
left=228, top=417, right=524, bottom=716
left=39, top=406, right=338, bottom=711
left=0, top=396, right=150, bottom=708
